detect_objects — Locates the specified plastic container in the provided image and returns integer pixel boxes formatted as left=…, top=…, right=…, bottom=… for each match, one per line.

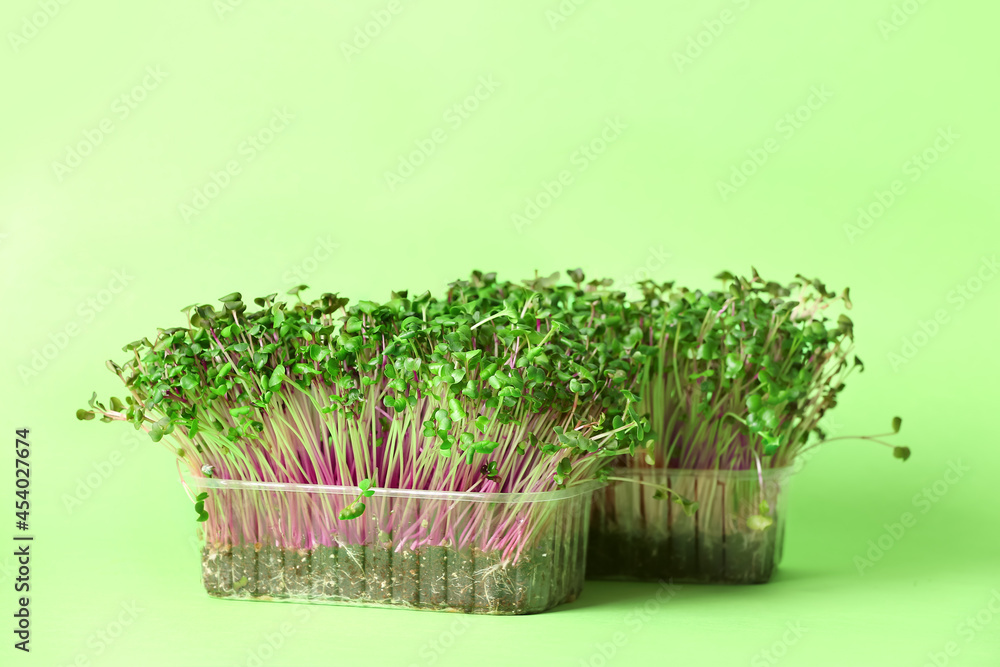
left=193, top=478, right=601, bottom=614
left=587, top=467, right=793, bottom=584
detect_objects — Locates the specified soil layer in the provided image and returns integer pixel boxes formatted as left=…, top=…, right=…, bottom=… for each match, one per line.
left=201, top=542, right=577, bottom=613
left=586, top=527, right=782, bottom=584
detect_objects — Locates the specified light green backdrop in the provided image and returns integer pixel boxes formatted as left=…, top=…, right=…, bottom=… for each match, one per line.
left=2, top=1, right=998, bottom=665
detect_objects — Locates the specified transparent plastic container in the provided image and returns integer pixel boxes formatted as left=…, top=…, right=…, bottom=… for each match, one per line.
left=192, top=478, right=600, bottom=614
left=587, top=467, right=793, bottom=584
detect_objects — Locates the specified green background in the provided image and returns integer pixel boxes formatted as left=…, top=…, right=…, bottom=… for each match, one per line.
left=2, top=1, right=998, bottom=665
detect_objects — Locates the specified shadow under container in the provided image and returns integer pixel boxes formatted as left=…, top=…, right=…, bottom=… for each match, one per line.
left=587, top=467, right=793, bottom=584
left=194, top=478, right=601, bottom=614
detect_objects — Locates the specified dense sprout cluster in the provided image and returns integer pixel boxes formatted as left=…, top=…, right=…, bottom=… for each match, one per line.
left=78, top=267, right=906, bottom=543
left=79, top=271, right=651, bottom=515
left=628, top=269, right=907, bottom=471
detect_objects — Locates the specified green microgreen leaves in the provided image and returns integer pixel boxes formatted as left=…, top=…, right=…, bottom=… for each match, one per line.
left=77, top=265, right=911, bottom=564
left=481, top=461, right=500, bottom=481
left=268, top=366, right=285, bottom=389
left=761, top=433, right=781, bottom=456
left=338, top=502, right=365, bottom=521
left=339, top=479, right=376, bottom=520
left=634, top=270, right=909, bottom=474
left=651, top=486, right=700, bottom=517
left=77, top=270, right=657, bottom=526
left=474, top=415, right=490, bottom=434
left=553, top=457, right=572, bottom=487
left=194, top=492, right=209, bottom=522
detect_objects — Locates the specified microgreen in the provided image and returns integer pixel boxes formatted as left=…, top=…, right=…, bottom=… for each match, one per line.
left=615, top=270, right=909, bottom=527
left=628, top=270, right=908, bottom=474
left=79, top=273, right=648, bottom=562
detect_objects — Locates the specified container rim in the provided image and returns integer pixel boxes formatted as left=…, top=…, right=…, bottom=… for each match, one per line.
left=610, top=465, right=795, bottom=480
left=189, top=477, right=605, bottom=503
